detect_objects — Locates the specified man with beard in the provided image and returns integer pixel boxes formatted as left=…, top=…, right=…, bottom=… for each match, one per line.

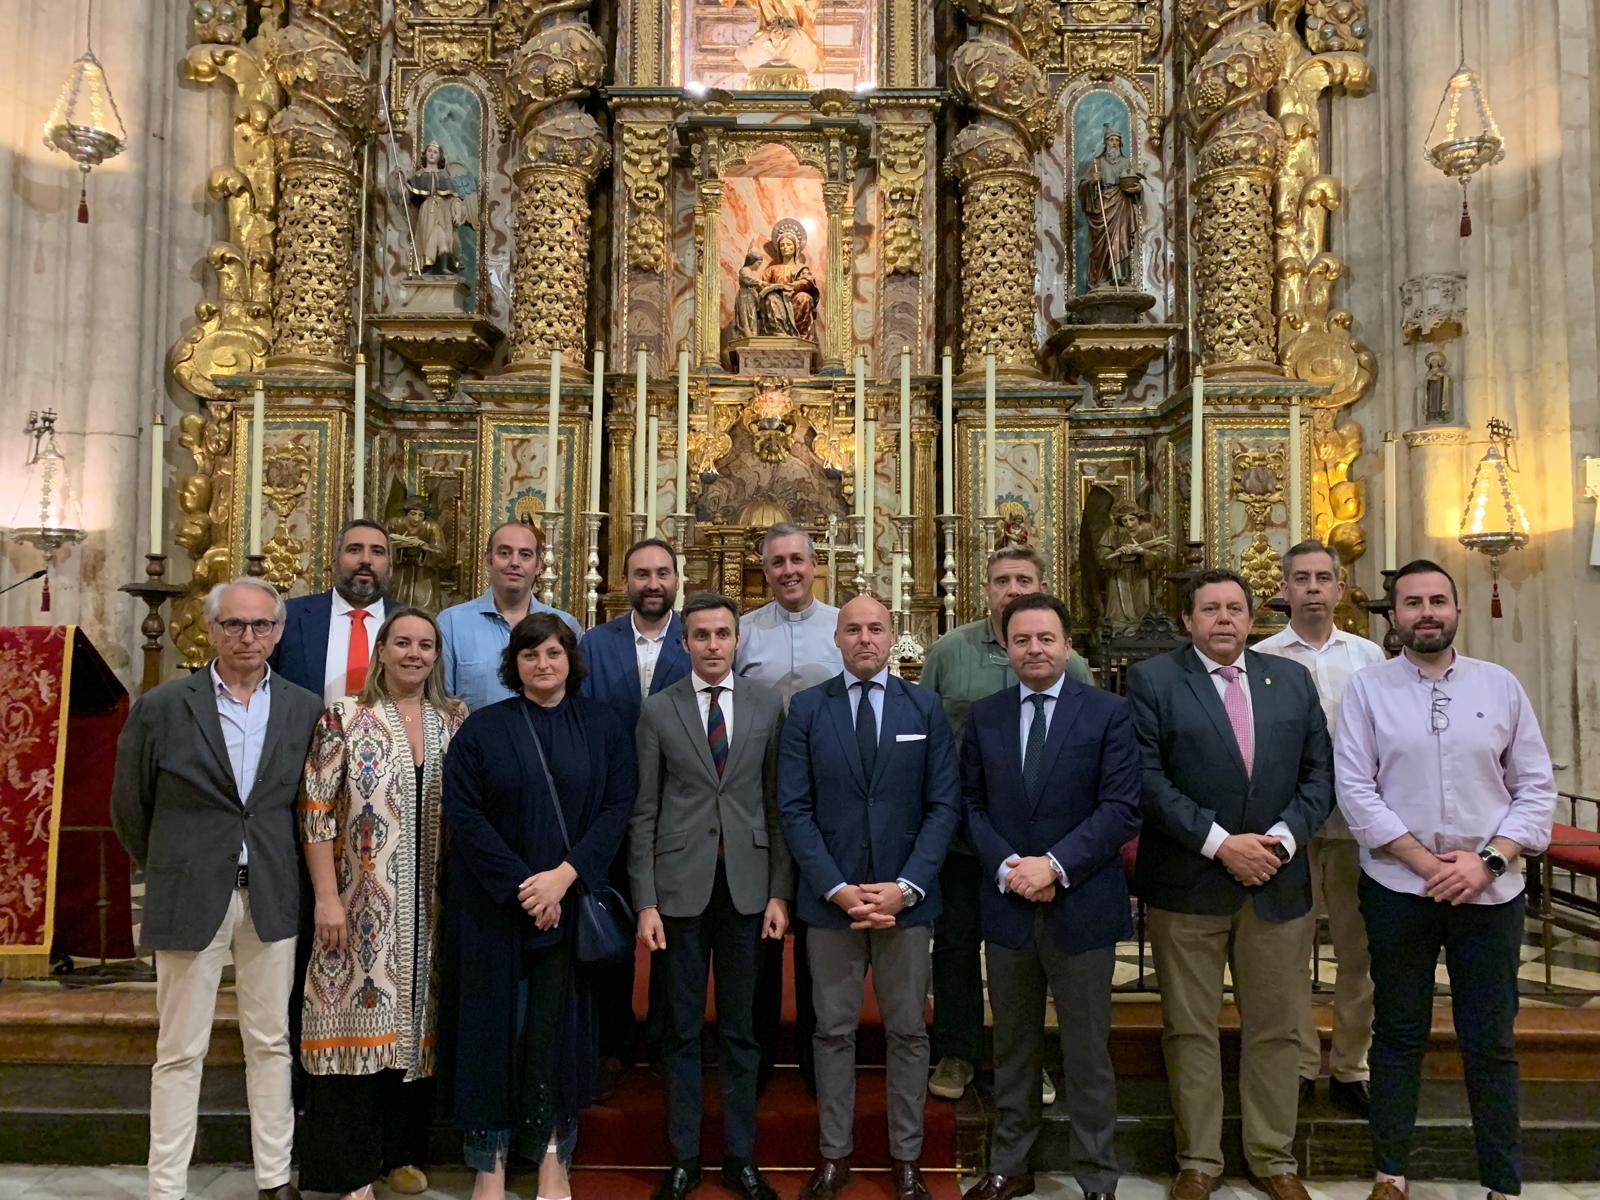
left=270, top=518, right=393, bottom=703
left=436, top=518, right=583, bottom=713
left=1255, top=540, right=1385, bottom=1116
left=735, top=522, right=843, bottom=1091
left=578, top=538, right=692, bottom=1094
left=1334, top=560, right=1555, bottom=1200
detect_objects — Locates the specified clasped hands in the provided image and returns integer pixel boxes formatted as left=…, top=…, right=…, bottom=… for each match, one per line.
left=832, top=882, right=906, bottom=930
left=635, top=898, right=788, bottom=951
left=1002, top=855, right=1058, bottom=903
left=1216, top=833, right=1283, bottom=887
left=517, top=862, right=578, bottom=931
left=1420, top=849, right=1492, bottom=906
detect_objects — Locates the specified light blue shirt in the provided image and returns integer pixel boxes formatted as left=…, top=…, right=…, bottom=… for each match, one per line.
left=210, top=663, right=272, bottom=865
left=735, top=599, right=843, bottom=707
left=437, top=588, right=584, bottom=713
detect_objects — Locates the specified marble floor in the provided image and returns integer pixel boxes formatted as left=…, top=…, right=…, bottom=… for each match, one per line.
left=0, top=1172, right=1595, bottom=1200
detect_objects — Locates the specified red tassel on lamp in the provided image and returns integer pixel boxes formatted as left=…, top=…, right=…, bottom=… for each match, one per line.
left=1459, top=190, right=1472, bottom=238
left=77, top=180, right=89, bottom=225
left=1460, top=421, right=1528, bottom=620
left=42, top=1, right=125, bottom=229
left=1425, top=2, right=1503, bottom=242
left=40, top=573, right=51, bottom=614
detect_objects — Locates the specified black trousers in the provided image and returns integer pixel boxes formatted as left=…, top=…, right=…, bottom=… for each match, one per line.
left=661, top=862, right=762, bottom=1164
left=755, top=917, right=813, bottom=1084
left=1360, top=875, right=1524, bottom=1194
left=298, top=1069, right=435, bottom=1194
left=931, top=844, right=985, bottom=1065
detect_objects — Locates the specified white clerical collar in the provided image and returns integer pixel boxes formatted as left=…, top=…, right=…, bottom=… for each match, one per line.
left=778, top=600, right=818, bottom=623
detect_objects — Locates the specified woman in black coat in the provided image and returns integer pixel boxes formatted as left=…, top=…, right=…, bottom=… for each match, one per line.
left=438, top=612, right=636, bottom=1200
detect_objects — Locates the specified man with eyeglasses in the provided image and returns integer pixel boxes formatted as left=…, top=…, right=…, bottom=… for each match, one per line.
left=112, top=577, right=325, bottom=1200
left=1334, top=559, right=1556, bottom=1200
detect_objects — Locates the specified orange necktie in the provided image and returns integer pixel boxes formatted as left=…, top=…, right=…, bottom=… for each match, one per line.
left=347, top=609, right=370, bottom=693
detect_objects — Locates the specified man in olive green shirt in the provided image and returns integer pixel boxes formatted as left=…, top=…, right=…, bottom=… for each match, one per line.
left=921, top=545, right=1094, bottom=1103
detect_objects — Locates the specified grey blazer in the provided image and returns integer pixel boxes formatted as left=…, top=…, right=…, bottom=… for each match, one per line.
left=111, top=666, right=324, bottom=951
left=630, top=675, right=792, bottom=918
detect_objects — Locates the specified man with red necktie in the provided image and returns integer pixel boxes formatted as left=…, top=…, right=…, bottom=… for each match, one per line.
left=269, top=518, right=392, bottom=704
left=1128, top=569, right=1333, bottom=1200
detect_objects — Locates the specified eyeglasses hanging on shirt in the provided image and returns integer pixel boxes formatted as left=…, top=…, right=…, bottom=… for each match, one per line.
left=1428, top=681, right=1452, bottom=735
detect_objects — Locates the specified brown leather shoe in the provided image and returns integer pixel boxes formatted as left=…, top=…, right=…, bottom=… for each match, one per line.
left=1367, top=1183, right=1408, bottom=1200
left=893, top=1158, right=932, bottom=1200
left=799, top=1157, right=851, bottom=1200
left=962, top=1174, right=1037, bottom=1200
left=1250, top=1173, right=1312, bottom=1200
left=1171, top=1171, right=1222, bottom=1200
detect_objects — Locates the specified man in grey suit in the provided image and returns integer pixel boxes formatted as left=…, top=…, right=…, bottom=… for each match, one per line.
left=1129, top=569, right=1333, bottom=1200
left=111, top=577, right=325, bottom=1200
left=631, top=592, right=791, bottom=1200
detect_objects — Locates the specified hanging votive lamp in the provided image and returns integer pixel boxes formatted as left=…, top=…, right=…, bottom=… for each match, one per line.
left=8, top=412, right=87, bottom=613
left=41, top=3, right=127, bottom=225
left=1423, top=0, right=1503, bottom=237
left=1458, top=418, right=1529, bottom=619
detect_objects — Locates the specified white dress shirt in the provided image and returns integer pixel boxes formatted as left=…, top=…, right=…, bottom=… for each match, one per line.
left=827, top=666, right=922, bottom=902
left=1191, top=646, right=1295, bottom=862
left=691, top=670, right=735, bottom=743
left=1255, top=621, right=1385, bottom=839
left=634, top=613, right=672, bottom=700
left=995, top=676, right=1070, bottom=893
left=322, top=592, right=385, bottom=706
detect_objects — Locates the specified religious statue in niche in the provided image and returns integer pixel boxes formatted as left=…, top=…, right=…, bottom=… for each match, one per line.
left=389, top=493, right=451, bottom=612
left=1096, top=501, right=1169, bottom=628
left=723, top=0, right=824, bottom=85
left=731, top=220, right=820, bottom=341
left=1422, top=350, right=1454, bottom=424
left=1078, top=130, right=1144, bottom=293
left=406, top=140, right=476, bottom=276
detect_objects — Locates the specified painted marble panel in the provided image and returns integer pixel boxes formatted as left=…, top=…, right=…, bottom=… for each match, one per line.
left=676, top=0, right=878, bottom=91
left=955, top=419, right=1068, bottom=617
left=481, top=419, right=592, bottom=612
left=668, top=174, right=698, bottom=365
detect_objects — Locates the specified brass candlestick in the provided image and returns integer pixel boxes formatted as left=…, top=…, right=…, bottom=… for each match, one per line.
left=119, top=554, right=184, bottom=694
left=1360, top=568, right=1402, bottom=657
left=538, top=511, right=562, bottom=609
left=245, top=553, right=266, bottom=578
left=937, top=513, right=961, bottom=632
left=581, top=512, right=604, bottom=629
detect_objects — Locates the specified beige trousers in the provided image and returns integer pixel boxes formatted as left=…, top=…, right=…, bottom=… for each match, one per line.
left=1297, top=837, right=1373, bottom=1081
left=148, top=888, right=296, bottom=1200
left=1149, top=902, right=1309, bottom=1178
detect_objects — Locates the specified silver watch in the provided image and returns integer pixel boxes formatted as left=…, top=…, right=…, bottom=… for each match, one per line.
left=1477, top=846, right=1508, bottom=878
left=897, top=880, right=918, bottom=907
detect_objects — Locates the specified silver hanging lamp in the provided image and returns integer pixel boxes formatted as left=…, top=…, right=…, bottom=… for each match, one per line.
left=42, top=0, right=127, bottom=224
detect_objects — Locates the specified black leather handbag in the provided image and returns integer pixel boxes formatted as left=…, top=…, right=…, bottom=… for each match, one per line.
left=517, top=706, right=635, bottom=968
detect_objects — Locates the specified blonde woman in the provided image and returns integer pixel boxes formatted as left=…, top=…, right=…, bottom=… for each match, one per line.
left=297, top=607, right=466, bottom=1199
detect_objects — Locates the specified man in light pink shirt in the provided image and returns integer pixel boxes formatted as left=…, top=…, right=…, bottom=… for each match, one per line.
left=1334, top=559, right=1556, bottom=1200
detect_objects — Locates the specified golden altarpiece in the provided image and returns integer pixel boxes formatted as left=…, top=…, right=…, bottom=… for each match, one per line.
left=162, top=0, right=1377, bottom=668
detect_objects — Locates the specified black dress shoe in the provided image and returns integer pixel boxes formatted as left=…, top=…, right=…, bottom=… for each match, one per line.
left=1084, top=1193, right=1116, bottom=1200
left=799, top=1157, right=852, bottom=1200
left=258, top=1186, right=302, bottom=1200
left=1298, top=1076, right=1316, bottom=1106
left=723, top=1160, right=779, bottom=1200
left=653, top=1162, right=702, bottom=1200
left=1329, top=1077, right=1373, bottom=1117
left=893, top=1158, right=932, bottom=1200
left=961, top=1174, right=1037, bottom=1200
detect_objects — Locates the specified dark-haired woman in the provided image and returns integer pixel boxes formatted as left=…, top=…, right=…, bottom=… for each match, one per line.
left=439, top=612, right=637, bottom=1200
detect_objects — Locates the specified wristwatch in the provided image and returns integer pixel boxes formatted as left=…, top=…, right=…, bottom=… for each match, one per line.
left=897, top=880, right=918, bottom=908
left=1477, top=846, right=1508, bottom=878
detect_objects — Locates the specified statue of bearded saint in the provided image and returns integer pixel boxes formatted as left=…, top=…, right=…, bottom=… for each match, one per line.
left=1078, top=130, right=1144, bottom=293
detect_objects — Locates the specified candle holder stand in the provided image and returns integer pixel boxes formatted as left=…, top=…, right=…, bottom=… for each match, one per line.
left=1164, top=538, right=1208, bottom=614
left=1360, top=568, right=1402, bottom=657
left=245, top=553, right=266, bottom=578
left=890, top=515, right=925, bottom=667
left=669, top=512, right=693, bottom=608
left=581, top=512, right=604, bottom=629
left=119, top=553, right=184, bottom=694
left=538, top=511, right=562, bottom=609
left=628, top=513, right=648, bottom=544
left=847, top=514, right=869, bottom=598
left=936, top=513, right=961, bottom=632
left=822, top=513, right=841, bottom=608
left=977, top=514, right=1002, bottom=558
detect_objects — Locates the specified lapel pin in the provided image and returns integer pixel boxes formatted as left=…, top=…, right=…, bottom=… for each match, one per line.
left=1264, top=677, right=1272, bottom=685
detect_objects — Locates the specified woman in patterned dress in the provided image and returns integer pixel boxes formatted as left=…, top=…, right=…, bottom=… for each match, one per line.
left=296, top=607, right=467, bottom=1200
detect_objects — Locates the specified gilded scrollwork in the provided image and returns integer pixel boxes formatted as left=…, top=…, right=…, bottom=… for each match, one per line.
left=1230, top=445, right=1287, bottom=598
left=169, top=413, right=236, bottom=669
left=622, top=125, right=671, bottom=274
left=508, top=23, right=607, bottom=123
left=878, top=125, right=926, bottom=277
left=948, top=40, right=1053, bottom=155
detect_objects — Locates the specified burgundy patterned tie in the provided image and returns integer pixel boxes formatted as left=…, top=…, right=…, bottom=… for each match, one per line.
left=1215, top=665, right=1254, bottom=777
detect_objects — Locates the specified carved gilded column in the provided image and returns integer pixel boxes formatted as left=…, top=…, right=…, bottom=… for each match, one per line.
left=1180, top=1, right=1286, bottom=375
left=505, top=21, right=610, bottom=372
left=261, top=2, right=377, bottom=374
left=694, top=180, right=724, bottom=370
left=945, top=2, right=1051, bottom=378
left=822, top=181, right=851, bottom=371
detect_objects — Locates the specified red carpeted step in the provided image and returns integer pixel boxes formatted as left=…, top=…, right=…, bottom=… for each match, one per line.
left=578, top=1068, right=957, bottom=1170
left=569, top=1167, right=966, bottom=1198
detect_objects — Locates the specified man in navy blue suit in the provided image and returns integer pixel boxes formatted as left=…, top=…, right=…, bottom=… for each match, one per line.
left=577, top=537, right=691, bottom=1093
left=960, top=593, right=1142, bottom=1200
left=268, top=518, right=391, bottom=704
left=778, top=594, right=961, bottom=1200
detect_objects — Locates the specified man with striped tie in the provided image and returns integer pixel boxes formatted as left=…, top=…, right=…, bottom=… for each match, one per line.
left=630, top=592, right=791, bottom=1200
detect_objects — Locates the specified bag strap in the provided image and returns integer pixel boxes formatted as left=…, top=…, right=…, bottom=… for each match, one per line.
left=516, top=703, right=574, bottom=856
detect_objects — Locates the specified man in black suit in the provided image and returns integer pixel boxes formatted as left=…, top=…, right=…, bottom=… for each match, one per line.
left=112, top=577, right=324, bottom=1200
left=961, top=593, right=1141, bottom=1200
left=1129, top=569, right=1333, bottom=1200
left=268, top=517, right=391, bottom=703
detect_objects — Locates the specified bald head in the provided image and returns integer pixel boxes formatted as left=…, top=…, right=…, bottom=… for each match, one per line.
left=836, top=594, right=892, bottom=680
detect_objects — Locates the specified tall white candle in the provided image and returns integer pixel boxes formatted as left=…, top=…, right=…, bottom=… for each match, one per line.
left=249, top=383, right=265, bottom=556
left=646, top=415, right=660, bottom=534
left=352, top=356, right=367, bottom=519
left=983, top=353, right=997, bottom=515
left=940, top=348, right=954, bottom=514
left=853, top=353, right=866, bottom=516
left=899, top=348, right=912, bottom=518
left=589, top=348, right=605, bottom=512
left=1288, top=398, right=1303, bottom=545
left=1188, top=369, right=1205, bottom=543
left=149, top=411, right=165, bottom=557
left=1383, top=433, right=1398, bottom=571
left=634, top=347, right=648, bottom=514
left=863, top=417, right=877, bottom=582
left=547, top=349, right=562, bottom=510
left=676, top=348, right=689, bottom=516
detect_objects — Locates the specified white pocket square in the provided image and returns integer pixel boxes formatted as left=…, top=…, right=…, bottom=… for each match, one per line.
left=895, top=733, right=927, bottom=742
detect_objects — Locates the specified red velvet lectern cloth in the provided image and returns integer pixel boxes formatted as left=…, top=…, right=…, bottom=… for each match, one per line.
left=0, top=627, right=128, bottom=975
